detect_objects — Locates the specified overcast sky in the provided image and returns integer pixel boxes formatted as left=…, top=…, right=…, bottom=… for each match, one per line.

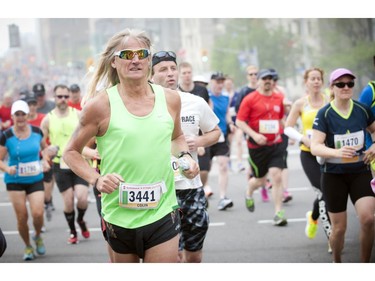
left=0, top=18, right=36, bottom=56
left=0, top=0, right=371, bottom=57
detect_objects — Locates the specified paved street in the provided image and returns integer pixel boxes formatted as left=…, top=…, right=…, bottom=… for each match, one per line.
left=0, top=142, right=374, bottom=277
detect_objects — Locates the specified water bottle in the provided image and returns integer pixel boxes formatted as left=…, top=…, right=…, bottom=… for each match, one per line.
left=178, top=157, right=190, bottom=171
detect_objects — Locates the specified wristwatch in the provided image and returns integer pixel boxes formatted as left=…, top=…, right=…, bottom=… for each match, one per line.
left=178, top=151, right=193, bottom=159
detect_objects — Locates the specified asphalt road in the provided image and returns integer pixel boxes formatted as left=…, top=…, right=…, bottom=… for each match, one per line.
left=0, top=142, right=373, bottom=279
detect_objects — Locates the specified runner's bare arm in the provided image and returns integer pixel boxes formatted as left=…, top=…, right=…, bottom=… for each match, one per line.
left=63, top=94, right=107, bottom=185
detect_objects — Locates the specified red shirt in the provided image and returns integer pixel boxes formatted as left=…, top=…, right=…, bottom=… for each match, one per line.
left=68, top=100, right=82, bottom=110
left=28, top=113, right=45, bottom=127
left=237, top=90, right=284, bottom=148
left=0, top=105, right=12, bottom=131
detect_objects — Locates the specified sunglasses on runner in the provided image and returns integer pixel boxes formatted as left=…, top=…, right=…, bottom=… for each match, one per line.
left=152, top=51, right=176, bottom=60
left=114, top=49, right=150, bottom=60
left=152, top=51, right=177, bottom=67
left=333, top=81, right=355, bottom=89
left=56, top=95, right=70, bottom=99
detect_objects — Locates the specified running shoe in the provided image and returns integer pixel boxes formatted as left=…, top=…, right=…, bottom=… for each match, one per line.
left=45, top=202, right=53, bottom=222
left=305, top=211, right=318, bottom=239
left=237, top=163, right=246, bottom=173
left=260, top=187, right=269, bottom=202
left=78, top=220, right=90, bottom=239
left=32, top=235, right=46, bottom=255
left=273, top=210, right=288, bottom=226
left=41, top=225, right=46, bottom=233
left=245, top=197, right=255, bottom=212
left=328, top=241, right=332, bottom=254
left=282, top=190, right=293, bottom=203
left=67, top=233, right=79, bottom=244
left=23, top=246, right=35, bottom=261
left=217, top=197, right=233, bottom=211
left=265, top=179, right=272, bottom=189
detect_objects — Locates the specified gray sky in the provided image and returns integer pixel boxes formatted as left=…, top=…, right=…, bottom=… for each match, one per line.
left=0, top=18, right=36, bottom=56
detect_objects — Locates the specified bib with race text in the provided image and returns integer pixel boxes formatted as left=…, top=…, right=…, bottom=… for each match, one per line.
left=259, top=120, right=279, bottom=134
left=118, top=181, right=167, bottom=209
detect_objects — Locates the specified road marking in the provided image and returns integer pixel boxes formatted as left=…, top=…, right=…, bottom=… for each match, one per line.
left=258, top=217, right=307, bottom=224
left=209, top=222, right=225, bottom=227
left=0, top=202, right=12, bottom=207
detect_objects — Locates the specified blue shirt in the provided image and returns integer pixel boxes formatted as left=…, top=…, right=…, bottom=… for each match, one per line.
left=0, top=125, right=44, bottom=184
left=209, top=92, right=229, bottom=135
left=358, top=83, right=375, bottom=149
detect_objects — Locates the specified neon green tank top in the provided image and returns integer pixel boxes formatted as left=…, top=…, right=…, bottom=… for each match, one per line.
left=300, top=94, right=327, bottom=152
left=48, top=107, right=79, bottom=163
left=96, top=83, right=178, bottom=229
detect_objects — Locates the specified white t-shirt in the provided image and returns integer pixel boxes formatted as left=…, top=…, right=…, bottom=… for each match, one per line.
left=173, top=91, right=219, bottom=190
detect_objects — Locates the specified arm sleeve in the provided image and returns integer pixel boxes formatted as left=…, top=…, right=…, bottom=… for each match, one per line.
left=284, top=126, right=303, bottom=142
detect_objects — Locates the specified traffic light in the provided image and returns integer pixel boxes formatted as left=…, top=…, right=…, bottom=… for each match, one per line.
left=8, top=24, right=20, bottom=48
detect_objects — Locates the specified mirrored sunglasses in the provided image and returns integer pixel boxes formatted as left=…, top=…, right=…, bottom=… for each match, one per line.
left=114, top=49, right=150, bottom=60
left=152, top=51, right=176, bottom=60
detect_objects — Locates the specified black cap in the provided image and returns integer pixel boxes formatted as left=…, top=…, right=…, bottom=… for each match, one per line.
left=210, top=72, right=226, bottom=80
left=25, top=91, right=38, bottom=103
left=269, top=68, right=279, bottom=81
left=32, top=83, right=46, bottom=96
left=70, top=84, right=80, bottom=92
left=19, top=89, right=30, bottom=101
left=257, top=69, right=274, bottom=80
left=152, top=51, right=177, bottom=68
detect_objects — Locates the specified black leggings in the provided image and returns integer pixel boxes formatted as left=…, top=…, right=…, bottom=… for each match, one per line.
left=300, top=150, right=331, bottom=239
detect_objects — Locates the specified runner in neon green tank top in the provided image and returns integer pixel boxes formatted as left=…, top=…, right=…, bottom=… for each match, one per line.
left=63, top=29, right=199, bottom=263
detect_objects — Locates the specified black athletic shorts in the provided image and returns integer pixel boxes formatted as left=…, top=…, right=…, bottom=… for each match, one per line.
left=198, top=148, right=211, bottom=171
left=105, top=210, right=181, bottom=259
left=322, top=171, right=375, bottom=213
left=6, top=180, right=44, bottom=195
left=43, top=167, right=53, bottom=183
left=248, top=142, right=285, bottom=178
left=53, top=163, right=88, bottom=193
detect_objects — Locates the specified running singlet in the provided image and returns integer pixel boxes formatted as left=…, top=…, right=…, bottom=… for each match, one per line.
left=96, top=83, right=178, bottom=229
left=0, top=125, right=44, bottom=184
left=300, top=94, right=328, bottom=152
left=48, top=107, right=79, bottom=166
left=313, top=99, right=375, bottom=174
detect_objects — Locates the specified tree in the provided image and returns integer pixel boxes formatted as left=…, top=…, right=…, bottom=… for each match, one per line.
left=211, top=19, right=302, bottom=87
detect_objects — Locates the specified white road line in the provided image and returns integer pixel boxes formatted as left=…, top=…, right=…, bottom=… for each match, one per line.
left=0, top=202, right=12, bottom=207
left=258, top=217, right=307, bottom=224
left=209, top=222, right=226, bottom=227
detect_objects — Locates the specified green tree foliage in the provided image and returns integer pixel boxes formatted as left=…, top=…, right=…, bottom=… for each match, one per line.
left=211, top=18, right=302, bottom=87
left=211, top=18, right=374, bottom=90
left=317, top=18, right=375, bottom=86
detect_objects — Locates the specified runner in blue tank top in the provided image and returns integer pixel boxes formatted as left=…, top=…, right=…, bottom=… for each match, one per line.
left=0, top=100, right=51, bottom=261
